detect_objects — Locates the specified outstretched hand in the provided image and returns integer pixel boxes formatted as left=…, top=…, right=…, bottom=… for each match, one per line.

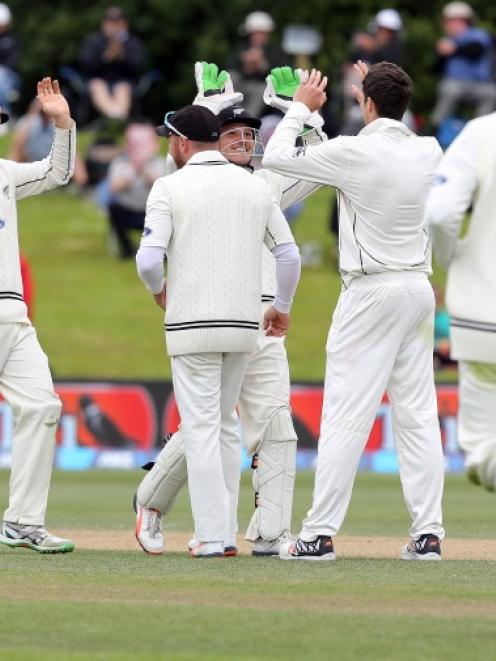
left=37, top=77, right=72, bottom=128
left=351, top=59, right=369, bottom=106
left=293, top=69, right=328, bottom=113
left=263, top=306, right=290, bottom=337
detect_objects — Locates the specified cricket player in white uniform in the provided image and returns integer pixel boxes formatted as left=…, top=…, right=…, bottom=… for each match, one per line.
left=426, top=112, right=496, bottom=493
left=263, top=62, right=446, bottom=561
left=136, top=104, right=301, bottom=557
left=0, top=78, right=75, bottom=554
left=134, top=64, right=321, bottom=557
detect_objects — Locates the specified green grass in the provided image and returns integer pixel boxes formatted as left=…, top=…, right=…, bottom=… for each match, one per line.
left=0, top=470, right=495, bottom=659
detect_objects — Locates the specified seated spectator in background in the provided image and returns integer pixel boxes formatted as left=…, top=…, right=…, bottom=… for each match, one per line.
left=10, top=98, right=88, bottom=186
left=228, top=11, right=287, bottom=117
left=342, top=9, right=405, bottom=134
left=431, top=2, right=496, bottom=128
left=78, top=6, right=146, bottom=120
left=0, top=3, right=20, bottom=117
left=107, top=123, right=166, bottom=259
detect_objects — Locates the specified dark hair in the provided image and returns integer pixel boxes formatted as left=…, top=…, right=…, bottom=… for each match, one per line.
left=362, top=62, right=413, bottom=120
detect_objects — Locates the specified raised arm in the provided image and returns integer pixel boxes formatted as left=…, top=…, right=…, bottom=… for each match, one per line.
left=12, top=78, right=75, bottom=200
left=262, top=70, right=348, bottom=188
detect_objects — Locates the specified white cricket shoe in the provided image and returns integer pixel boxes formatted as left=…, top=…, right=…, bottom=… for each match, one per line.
left=251, top=531, right=293, bottom=557
left=189, top=540, right=224, bottom=558
left=0, top=522, right=74, bottom=554
left=135, top=505, right=164, bottom=555
left=188, top=537, right=237, bottom=557
left=401, top=534, right=441, bottom=561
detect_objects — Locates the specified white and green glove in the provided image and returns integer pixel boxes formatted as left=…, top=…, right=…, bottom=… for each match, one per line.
left=193, top=61, right=243, bottom=115
left=264, top=66, right=325, bottom=131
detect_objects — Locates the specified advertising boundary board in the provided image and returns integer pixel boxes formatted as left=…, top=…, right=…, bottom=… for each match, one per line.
left=0, top=380, right=463, bottom=472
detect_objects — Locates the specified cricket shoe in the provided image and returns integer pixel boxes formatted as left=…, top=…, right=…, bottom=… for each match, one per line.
left=188, top=537, right=237, bottom=557
left=0, top=522, right=74, bottom=554
left=401, top=534, right=441, bottom=561
left=189, top=540, right=224, bottom=558
left=135, top=505, right=164, bottom=555
left=279, top=535, right=336, bottom=561
left=251, top=531, right=293, bottom=557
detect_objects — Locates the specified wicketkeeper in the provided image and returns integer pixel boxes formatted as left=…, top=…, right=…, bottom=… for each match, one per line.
left=0, top=78, right=75, bottom=554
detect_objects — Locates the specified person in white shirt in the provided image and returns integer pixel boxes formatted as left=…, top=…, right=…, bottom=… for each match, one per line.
left=426, top=113, right=496, bottom=494
left=0, top=78, right=76, bottom=554
left=134, top=96, right=320, bottom=558
left=262, top=62, right=445, bottom=561
left=136, top=104, right=301, bottom=557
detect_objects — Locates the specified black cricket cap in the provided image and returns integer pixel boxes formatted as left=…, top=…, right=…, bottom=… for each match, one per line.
left=156, top=105, right=220, bottom=142
left=218, top=106, right=261, bottom=130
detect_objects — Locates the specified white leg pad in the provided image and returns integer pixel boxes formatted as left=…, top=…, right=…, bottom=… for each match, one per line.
left=136, top=429, right=188, bottom=515
left=245, top=409, right=297, bottom=541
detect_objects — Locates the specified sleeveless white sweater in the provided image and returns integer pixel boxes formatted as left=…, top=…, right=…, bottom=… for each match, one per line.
left=150, top=158, right=291, bottom=356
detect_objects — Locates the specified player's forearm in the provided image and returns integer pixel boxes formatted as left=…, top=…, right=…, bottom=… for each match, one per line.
left=136, top=245, right=166, bottom=294
left=14, top=124, right=76, bottom=200
left=271, top=242, right=301, bottom=313
left=262, top=102, right=310, bottom=175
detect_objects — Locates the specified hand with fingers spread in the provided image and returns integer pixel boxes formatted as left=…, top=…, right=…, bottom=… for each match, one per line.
left=293, top=69, right=328, bottom=113
left=350, top=60, right=369, bottom=108
left=37, top=77, right=73, bottom=129
left=263, top=305, right=290, bottom=337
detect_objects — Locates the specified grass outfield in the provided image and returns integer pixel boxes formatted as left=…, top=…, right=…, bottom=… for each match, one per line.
left=0, top=470, right=495, bottom=660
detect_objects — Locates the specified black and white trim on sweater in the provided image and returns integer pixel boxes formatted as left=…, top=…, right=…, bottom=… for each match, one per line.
left=0, top=291, right=24, bottom=302
left=165, top=319, right=259, bottom=332
left=451, top=317, right=496, bottom=334
left=261, top=294, right=275, bottom=302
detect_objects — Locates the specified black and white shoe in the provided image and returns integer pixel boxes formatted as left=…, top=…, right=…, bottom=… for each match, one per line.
left=401, top=534, right=441, bottom=561
left=279, top=535, right=336, bottom=561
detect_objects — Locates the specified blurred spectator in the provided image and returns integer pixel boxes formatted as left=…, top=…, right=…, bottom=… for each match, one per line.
left=342, top=9, right=405, bottom=134
left=228, top=11, right=287, bottom=117
left=106, top=123, right=166, bottom=259
left=10, top=98, right=88, bottom=186
left=78, top=6, right=146, bottom=120
left=0, top=3, right=20, bottom=117
left=431, top=2, right=496, bottom=128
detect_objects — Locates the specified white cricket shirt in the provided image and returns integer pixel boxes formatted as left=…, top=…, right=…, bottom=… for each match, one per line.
left=263, top=102, right=443, bottom=285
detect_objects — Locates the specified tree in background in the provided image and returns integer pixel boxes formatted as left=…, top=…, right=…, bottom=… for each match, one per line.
left=7, top=0, right=496, bottom=122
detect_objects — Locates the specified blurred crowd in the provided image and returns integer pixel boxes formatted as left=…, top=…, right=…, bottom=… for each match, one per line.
left=6, top=1, right=494, bottom=367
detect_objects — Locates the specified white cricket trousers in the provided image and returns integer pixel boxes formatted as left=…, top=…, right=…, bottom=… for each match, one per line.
left=300, top=272, right=445, bottom=542
left=172, top=351, right=250, bottom=543
left=0, top=323, right=61, bottom=525
left=458, top=361, right=496, bottom=466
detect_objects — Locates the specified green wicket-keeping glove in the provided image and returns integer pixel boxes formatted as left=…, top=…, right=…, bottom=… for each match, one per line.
left=193, top=61, right=243, bottom=114
left=264, top=66, right=325, bottom=131
left=264, top=66, right=301, bottom=108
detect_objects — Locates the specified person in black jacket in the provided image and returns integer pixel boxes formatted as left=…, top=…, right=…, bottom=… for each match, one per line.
left=78, top=6, right=145, bottom=120
left=0, top=3, right=20, bottom=116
